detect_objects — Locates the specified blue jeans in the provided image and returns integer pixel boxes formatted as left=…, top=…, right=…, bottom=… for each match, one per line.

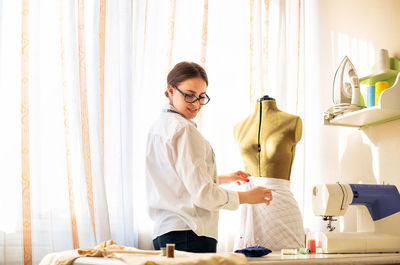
left=153, top=230, right=217, bottom=253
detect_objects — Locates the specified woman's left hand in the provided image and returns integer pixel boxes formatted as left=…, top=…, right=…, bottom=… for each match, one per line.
left=218, top=171, right=250, bottom=185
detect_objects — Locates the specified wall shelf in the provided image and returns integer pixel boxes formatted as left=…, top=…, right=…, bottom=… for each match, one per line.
left=359, top=57, right=400, bottom=86
left=324, top=72, right=400, bottom=129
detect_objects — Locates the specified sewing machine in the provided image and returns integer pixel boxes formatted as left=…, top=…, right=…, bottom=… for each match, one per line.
left=310, top=183, right=400, bottom=253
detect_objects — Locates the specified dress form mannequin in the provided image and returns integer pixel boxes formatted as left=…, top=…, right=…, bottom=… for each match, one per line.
left=233, top=96, right=302, bottom=179
left=233, top=95, right=304, bottom=250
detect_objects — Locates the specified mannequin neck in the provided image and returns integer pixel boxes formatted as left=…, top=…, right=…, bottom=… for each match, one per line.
left=257, top=95, right=275, bottom=102
left=258, top=99, right=278, bottom=111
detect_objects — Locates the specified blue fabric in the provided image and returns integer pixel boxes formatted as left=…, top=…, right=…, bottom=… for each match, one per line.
left=153, top=230, right=217, bottom=253
left=234, top=246, right=272, bottom=257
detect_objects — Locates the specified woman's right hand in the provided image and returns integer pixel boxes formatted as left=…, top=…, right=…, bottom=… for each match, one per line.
left=238, top=187, right=273, bottom=205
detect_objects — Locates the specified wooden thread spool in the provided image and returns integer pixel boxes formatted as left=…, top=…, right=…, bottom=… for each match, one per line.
left=166, top=243, right=175, bottom=258
left=160, top=247, right=166, bottom=256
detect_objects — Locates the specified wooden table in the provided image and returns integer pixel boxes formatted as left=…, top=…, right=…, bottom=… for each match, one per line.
left=73, top=252, right=400, bottom=265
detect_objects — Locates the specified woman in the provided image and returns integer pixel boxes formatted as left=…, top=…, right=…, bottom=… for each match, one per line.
left=145, top=61, right=272, bottom=253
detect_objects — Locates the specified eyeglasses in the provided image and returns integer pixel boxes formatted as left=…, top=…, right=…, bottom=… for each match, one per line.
left=173, top=86, right=210, bottom=105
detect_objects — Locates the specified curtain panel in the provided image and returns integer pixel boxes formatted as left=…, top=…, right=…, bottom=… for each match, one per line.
left=0, top=0, right=304, bottom=264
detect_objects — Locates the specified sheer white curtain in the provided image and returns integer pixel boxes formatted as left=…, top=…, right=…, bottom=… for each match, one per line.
left=0, top=0, right=304, bottom=264
left=0, top=1, right=134, bottom=264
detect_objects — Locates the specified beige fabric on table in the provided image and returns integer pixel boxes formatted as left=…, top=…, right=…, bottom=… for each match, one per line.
left=39, top=240, right=249, bottom=265
left=235, top=177, right=305, bottom=251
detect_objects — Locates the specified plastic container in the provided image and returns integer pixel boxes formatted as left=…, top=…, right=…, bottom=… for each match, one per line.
left=375, top=81, right=389, bottom=105
left=367, top=85, right=375, bottom=107
left=307, top=239, right=316, bottom=253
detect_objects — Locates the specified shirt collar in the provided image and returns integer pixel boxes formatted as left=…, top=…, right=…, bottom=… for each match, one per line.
left=163, top=104, right=197, bottom=128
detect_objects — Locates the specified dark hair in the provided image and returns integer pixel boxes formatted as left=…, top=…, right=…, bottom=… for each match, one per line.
left=165, top=61, right=208, bottom=97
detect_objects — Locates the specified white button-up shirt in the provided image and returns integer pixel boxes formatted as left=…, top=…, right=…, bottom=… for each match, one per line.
left=145, top=105, right=240, bottom=240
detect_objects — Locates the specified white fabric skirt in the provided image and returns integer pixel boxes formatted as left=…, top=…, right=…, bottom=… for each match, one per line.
left=235, top=177, right=305, bottom=251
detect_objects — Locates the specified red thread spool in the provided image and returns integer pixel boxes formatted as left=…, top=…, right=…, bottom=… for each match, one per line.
left=307, top=239, right=316, bottom=253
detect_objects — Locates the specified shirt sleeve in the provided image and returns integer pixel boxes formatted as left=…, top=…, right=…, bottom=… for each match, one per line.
left=168, top=124, right=239, bottom=211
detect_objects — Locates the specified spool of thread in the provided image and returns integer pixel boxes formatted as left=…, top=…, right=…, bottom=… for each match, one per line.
left=375, top=81, right=389, bottom=106
left=376, top=49, right=390, bottom=73
left=367, top=85, right=375, bottom=107
left=166, top=243, right=175, bottom=258
left=160, top=247, right=166, bottom=256
left=281, top=248, right=298, bottom=255
left=307, top=239, right=316, bottom=253
left=299, top=248, right=311, bottom=254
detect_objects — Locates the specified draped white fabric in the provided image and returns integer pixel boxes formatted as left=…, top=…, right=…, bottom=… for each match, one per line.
left=0, top=0, right=305, bottom=264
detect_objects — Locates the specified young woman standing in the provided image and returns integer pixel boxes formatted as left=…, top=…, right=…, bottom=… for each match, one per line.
left=145, top=62, right=272, bottom=253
